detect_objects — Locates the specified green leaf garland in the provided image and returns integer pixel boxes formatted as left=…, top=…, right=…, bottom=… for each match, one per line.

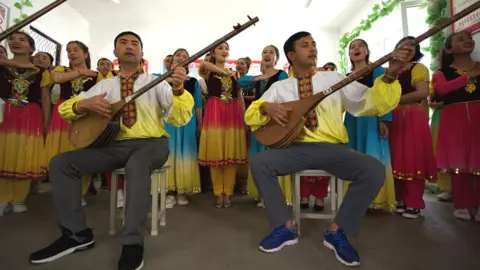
left=338, top=0, right=448, bottom=73
left=424, top=0, right=448, bottom=71
left=338, top=0, right=405, bottom=74
left=13, top=0, right=34, bottom=25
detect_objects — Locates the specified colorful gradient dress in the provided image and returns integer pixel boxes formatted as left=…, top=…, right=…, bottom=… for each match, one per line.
left=0, top=65, right=50, bottom=203
left=163, top=77, right=202, bottom=194
left=198, top=71, right=247, bottom=196
left=343, top=67, right=396, bottom=211
left=42, top=66, right=103, bottom=196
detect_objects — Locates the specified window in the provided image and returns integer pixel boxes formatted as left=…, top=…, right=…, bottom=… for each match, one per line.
left=29, top=26, right=61, bottom=66
left=402, top=0, right=431, bottom=70
left=346, top=1, right=430, bottom=71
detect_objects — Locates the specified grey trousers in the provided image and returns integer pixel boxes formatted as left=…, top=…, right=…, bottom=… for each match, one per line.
left=49, top=138, right=169, bottom=245
left=250, top=142, right=385, bottom=236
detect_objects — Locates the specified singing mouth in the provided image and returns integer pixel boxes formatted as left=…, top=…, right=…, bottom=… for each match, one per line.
left=125, top=52, right=134, bottom=56
left=11, top=43, right=21, bottom=49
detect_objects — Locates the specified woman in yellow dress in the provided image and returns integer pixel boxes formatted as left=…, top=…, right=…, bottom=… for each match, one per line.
left=198, top=42, right=247, bottom=208
left=42, top=41, right=103, bottom=207
left=0, top=32, right=51, bottom=215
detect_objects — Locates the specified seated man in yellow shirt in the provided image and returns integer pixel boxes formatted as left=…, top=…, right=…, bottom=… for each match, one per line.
left=29, top=31, right=194, bottom=270
left=245, top=31, right=413, bottom=267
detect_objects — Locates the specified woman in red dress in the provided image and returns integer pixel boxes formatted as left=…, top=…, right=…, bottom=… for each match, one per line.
left=389, top=36, right=436, bottom=219
left=432, top=30, right=480, bottom=222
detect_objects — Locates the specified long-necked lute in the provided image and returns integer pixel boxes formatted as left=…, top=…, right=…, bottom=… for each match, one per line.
left=254, top=2, right=480, bottom=149
left=0, top=0, right=67, bottom=42
left=69, top=16, right=259, bottom=149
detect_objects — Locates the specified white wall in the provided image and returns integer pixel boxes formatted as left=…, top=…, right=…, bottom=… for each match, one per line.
left=1, top=0, right=90, bottom=66
left=339, top=0, right=383, bottom=38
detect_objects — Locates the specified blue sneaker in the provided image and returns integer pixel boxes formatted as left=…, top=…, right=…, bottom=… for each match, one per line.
left=323, top=229, right=360, bottom=267
left=259, top=225, right=298, bottom=253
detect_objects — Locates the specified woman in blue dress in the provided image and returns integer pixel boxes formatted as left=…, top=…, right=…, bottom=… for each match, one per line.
left=245, top=45, right=290, bottom=207
left=343, top=39, right=396, bottom=211
left=154, top=48, right=202, bottom=208
left=234, top=57, right=255, bottom=193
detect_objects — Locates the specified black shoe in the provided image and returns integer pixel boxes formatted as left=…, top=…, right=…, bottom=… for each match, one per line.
left=88, top=183, right=97, bottom=195
left=118, top=244, right=144, bottom=270
left=30, top=228, right=95, bottom=264
left=402, top=208, right=421, bottom=219
left=313, top=204, right=324, bottom=212
left=300, top=203, right=309, bottom=209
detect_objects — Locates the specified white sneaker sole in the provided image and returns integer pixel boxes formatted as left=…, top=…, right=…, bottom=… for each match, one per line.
left=323, top=240, right=360, bottom=267
left=135, top=260, right=144, bottom=270
left=30, top=239, right=95, bottom=264
left=402, top=212, right=420, bottom=219
left=258, top=238, right=298, bottom=253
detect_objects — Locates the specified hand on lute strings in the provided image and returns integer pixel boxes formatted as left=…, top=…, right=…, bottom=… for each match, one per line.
left=76, top=92, right=111, bottom=117
left=387, top=43, right=416, bottom=76
left=170, top=64, right=187, bottom=87
left=260, top=102, right=292, bottom=127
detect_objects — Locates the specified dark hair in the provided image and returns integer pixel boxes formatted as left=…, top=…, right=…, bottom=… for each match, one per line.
left=97, top=57, right=112, bottom=67
left=67, top=41, right=91, bottom=69
left=114, top=31, right=143, bottom=49
left=395, top=36, right=423, bottom=62
left=264, top=45, right=281, bottom=64
left=209, top=42, right=229, bottom=64
left=348, top=38, right=370, bottom=71
left=171, top=48, right=189, bottom=74
left=238, top=56, right=251, bottom=70
left=11, top=31, right=35, bottom=55
left=283, top=31, right=311, bottom=65
left=0, top=45, right=6, bottom=55
left=439, top=30, right=471, bottom=70
left=323, top=62, right=337, bottom=71
left=36, top=51, right=54, bottom=65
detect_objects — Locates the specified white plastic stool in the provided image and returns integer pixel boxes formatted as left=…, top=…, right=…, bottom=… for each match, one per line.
left=109, top=166, right=168, bottom=236
left=293, top=170, right=344, bottom=235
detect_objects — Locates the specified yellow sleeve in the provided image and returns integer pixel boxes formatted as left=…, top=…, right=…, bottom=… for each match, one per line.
left=40, top=70, right=52, bottom=88
left=58, top=96, right=86, bottom=122
left=96, top=72, right=104, bottom=83
left=429, top=81, right=434, bottom=96
left=164, top=91, right=195, bottom=127
left=106, top=71, right=116, bottom=78
left=52, top=65, right=66, bottom=73
left=411, top=63, right=430, bottom=85
left=245, top=99, right=271, bottom=131
left=342, top=75, right=402, bottom=117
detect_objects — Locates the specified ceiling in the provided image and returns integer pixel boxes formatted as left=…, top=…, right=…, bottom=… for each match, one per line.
left=66, top=0, right=368, bottom=68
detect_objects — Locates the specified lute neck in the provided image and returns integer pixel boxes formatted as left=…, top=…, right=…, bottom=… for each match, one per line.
left=120, top=16, right=260, bottom=107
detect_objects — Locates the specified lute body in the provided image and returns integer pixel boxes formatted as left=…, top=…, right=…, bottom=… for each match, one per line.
left=69, top=100, right=125, bottom=149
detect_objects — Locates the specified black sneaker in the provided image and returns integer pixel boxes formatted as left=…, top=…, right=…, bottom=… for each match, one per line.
left=118, top=244, right=144, bottom=270
left=30, top=228, right=95, bottom=264
left=402, top=208, right=420, bottom=219
left=300, top=203, right=309, bottom=209
left=395, top=203, right=406, bottom=214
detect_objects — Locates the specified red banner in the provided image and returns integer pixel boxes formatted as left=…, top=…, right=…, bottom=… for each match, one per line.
left=450, top=0, right=480, bottom=34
